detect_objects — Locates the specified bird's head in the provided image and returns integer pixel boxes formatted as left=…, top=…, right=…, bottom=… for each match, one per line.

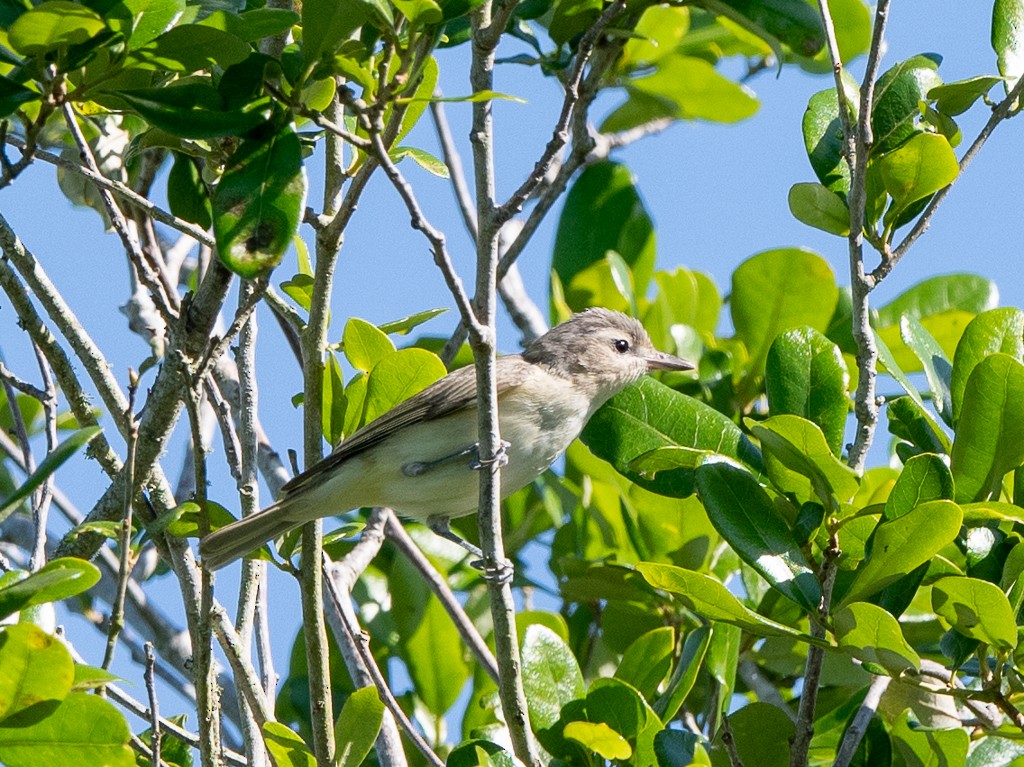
left=523, top=308, right=694, bottom=407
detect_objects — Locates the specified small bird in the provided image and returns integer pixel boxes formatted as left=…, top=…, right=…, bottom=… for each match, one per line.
left=200, top=308, right=693, bottom=570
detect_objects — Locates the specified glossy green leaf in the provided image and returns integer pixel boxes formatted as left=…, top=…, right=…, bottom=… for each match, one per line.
left=950, top=308, right=1024, bottom=426
left=765, top=327, right=850, bottom=456
left=654, top=731, right=699, bottom=767
left=302, top=0, right=369, bottom=63
left=842, top=499, right=962, bottom=606
left=621, top=5, right=690, bottom=69
left=342, top=371, right=368, bottom=437
left=884, top=453, right=953, bottom=519
left=196, top=8, right=299, bottom=42
left=280, top=273, right=314, bottom=312
left=749, top=415, right=860, bottom=507
left=547, top=0, right=600, bottom=46
left=876, top=274, right=998, bottom=328
left=615, top=627, right=674, bottom=702
left=377, top=308, right=446, bottom=335
left=263, top=722, right=316, bottom=767
left=521, top=624, right=585, bottom=733
left=392, top=146, right=449, bottom=178
left=362, top=348, right=445, bottom=425
left=119, top=85, right=273, bottom=139
left=580, top=377, right=763, bottom=499
left=0, top=692, right=132, bottom=767
left=0, top=623, right=73, bottom=722
left=696, top=462, right=821, bottom=611
left=878, top=132, right=959, bottom=212
left=993, top=0, right=1024, bottom=91
left=716, top=702, right=794, bottom=767
left=787, top=182, right=850, bottom=235
left=890, top=710, right=968, bottom=767
left=802, top=78, right=858, bottom=193
left=334, top=687, right=384, bottom=767
left=637, top=563, right=827, bottom=645
left=874, top=330, right=951, bottom=452
left=871, top=54, right=943, bottom=156
left=127, top=25, right=250, bottom=72
left=213, top=124, right=306, bottom=278
left=342, top=317, right=395, bottom=372
left=0, top=76, right=38, bottom=119
left=731, top=248, right=838, bottom=372
left=962, top=501, right=1024, bottom=525
left=447, top=741, right=514, bottom=767
left=552, top=162, right=655, bottom=312
left=714, top=0, right=824, bottom=57
left=8, top=1, right=105, bottom=55
left=931, top=576, right=1017, bottom=650
left=929, top=76, right=1002, bottom=115
left=393, top=0, right=442, bottom=24
left=0, top=559, right=101, bottom=621
left=950, top=354, right=1024, bottom=502
left=322, top=351, right=347, bottom=446
left=563, top=721, right=631, bottom=760
left=653, top=625, right=710, bottom=723
left=899, top=315, right=953, bottom=424
left=799, top=0, right=870, bottom=70
left=627, top=54, right=759, bottom=124
left=834, top=602, right=920, bottom=675
left=167, top=152, right=211, bottom=229
left=70, top=664, right=120, bottom=692
left=0, top=426, right=101, bottom=520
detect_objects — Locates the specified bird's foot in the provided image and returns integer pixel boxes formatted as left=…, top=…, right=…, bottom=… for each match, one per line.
left=469, top=440, right=510, bottom=470
left=427, top=516, right=515, bottom=583
left=470, top=556, right=515, bottom=584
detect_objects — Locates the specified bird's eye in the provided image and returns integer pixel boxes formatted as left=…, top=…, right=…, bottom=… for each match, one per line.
left=614, top=339, right=630, bottom=353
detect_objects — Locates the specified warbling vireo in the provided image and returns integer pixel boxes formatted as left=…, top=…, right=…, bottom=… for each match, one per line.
left=200, top=308, right=693, bottom=570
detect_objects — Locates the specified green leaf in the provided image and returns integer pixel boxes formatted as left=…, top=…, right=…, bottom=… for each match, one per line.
left=931, top=576, right=1017, bottom=650
left=890, top=710, right=968, bottom=767
left=167, top=152, right=212, bottom=229
left=377, top=308, right=446, bottom=335
left=580, top=376, right=764, bottom=499
left=547, top=0, right=600, bottom=46
left=871, top=54, right=943, bottom=156
left=362, top=348, right=446, bottom=425
left=876, top=274, right=998, bottom=328
left=993, top=0, right=1024, bottom=91
left=563, top=721, right=631, bottom=760
left=627, top=54, right=759, bottom=124
left=653, top=625, right=711, bottom=723
left=731, top=248, right=838, bottom=375
left=0, top=559, right=101, bottom=621
left=213, top=124, right=307, bottom=278
left=884, top=453, right=953, bottom=519
left=787, top=182, right=850, bottom=235
left=0, top=76, right=38, bottom=119
left=392, top=146, right=450, bottom=178
left=637, top=563, right=827, bottom=645
left=899, top=315, right=953, bottom=424
left=615, top=627, right=674, bottom=702
left=950, top=354, right=1024, bottom=503
left=447, top=741, right=514, bottom=767
left=552, top=161, right=655, bottom=312
left=0, top=692, right=132, bottom=767
left=950, top=308, right=1024, bottom=426
left=655, top=731, right=699, bottom=767
left=263, top=722, right=316, bottom=767
left=834, top=602, right=920, bottom=675
left=714, top=0, right=824, bottom=57
left=118, top=85, right=273, bottom=139
left=8, top=1, right=105, bottom=55
left=716, top=702, right=794, bottom=767
left=874, top=330, right=951, bottom=452
left=841, top=499, right=962, bottom=606
left=748, top=415, right=860, bottom=509
left=695, top=461, right=822, bottom=612
left=280, top=274, right=314, bottom=312
left=334, top=687, right=384, bottom=767
left=1, top=426, right=100, bottom=520
left=0, top=624, right=74, bottom=722
left=196, top=8, right=300, bottom=42
left=878, top=132, right=959, bottom=212
left=765, top=327, right=850, bottom=456
left=70, top=664, right=120, bottom=692
left=392, top=0, right=442, bottom=24
left=929, top=76, right=1002, bottom=116
left=342, top=317, right=396, bottom=372
left=520, top=624, right=585, bottom=734
left=302, top=0, right=370, bottom=63
left=322, top=351, right=347, bottom=447
left=127, top=25, right=251, bottom=72
left=802, top=78, right=858, bottom=193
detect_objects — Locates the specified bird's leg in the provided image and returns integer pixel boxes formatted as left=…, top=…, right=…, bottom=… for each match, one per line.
left=402, top=440, right=510, bottom=476
left=427, top=516, right=484, bottom=559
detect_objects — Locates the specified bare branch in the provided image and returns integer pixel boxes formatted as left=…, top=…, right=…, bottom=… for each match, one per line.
left=833, top=675, right=891, bottom=767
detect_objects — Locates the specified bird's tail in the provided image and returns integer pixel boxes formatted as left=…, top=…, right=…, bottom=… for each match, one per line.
left=199, top=497, right=305, bottom=571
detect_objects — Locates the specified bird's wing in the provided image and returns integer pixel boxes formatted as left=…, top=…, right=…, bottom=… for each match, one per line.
left=281, top=355, right=532, bottom=495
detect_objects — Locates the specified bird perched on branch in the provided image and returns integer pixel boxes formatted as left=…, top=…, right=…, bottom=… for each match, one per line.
left=200, top=308, right=693, bottom=570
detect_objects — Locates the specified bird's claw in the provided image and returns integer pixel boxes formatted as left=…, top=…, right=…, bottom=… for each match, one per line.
left=469, top=440, right=510, bottom=470
left=470, top=556, right=515, bottom=584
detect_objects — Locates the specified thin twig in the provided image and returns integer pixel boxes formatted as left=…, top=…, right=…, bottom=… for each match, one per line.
left=144, top=642, right=162, bottom=767
left=833, top=675, right=890, bottom=767
left=430, top=96, right=479, bottom=241
left=383, top=512, right=500, bottom=682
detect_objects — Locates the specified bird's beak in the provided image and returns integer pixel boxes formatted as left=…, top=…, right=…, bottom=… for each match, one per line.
left=645, top=350, right=695, bottom=372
